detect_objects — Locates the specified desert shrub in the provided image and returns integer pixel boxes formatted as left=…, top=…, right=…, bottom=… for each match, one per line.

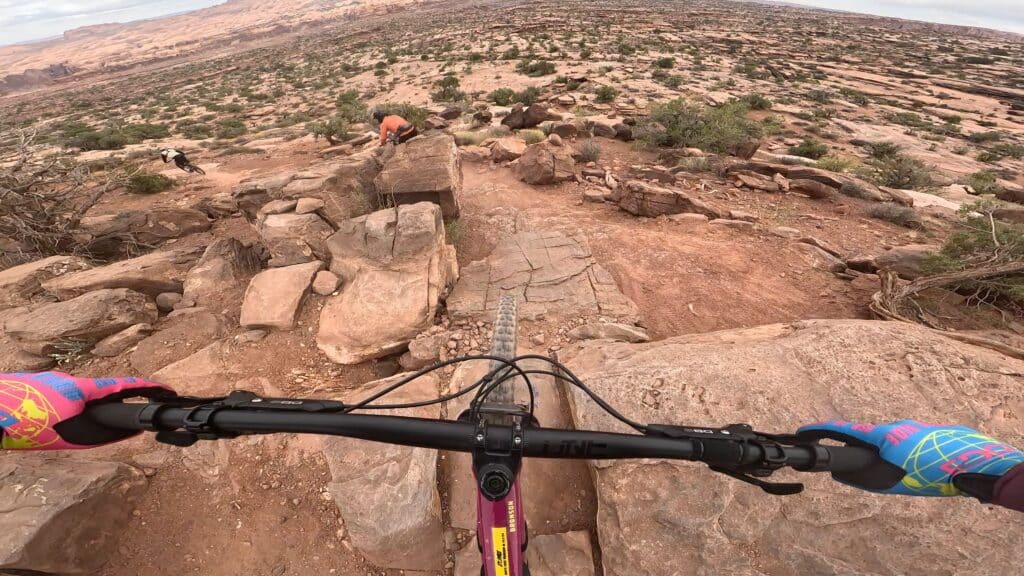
left=520, top=129, right=546, bottom=144
left=640, top=98, right=762, bottom=154
left=889, top=112, right=930, bottom=128
left=992, top=142, right=1024, bottom=160
left=859, top=152, right=934, bottom=190
left=453, top=131, right=486, bottom=146
left=805, top=89, right=833, bottom=104
left=516, top=59, right=556, bottom=77
left=127, top=170, right=175, bottom=194
left=56, top=121, right=170, bottom=151
left=814, top=155, right=859, bottom=173
left=967, top=131, right=1003, bottom=143
left=373, top=102, right=430, bottom=130
left=514, top=86, right=542, bottom=106
left=923, top=201, right=1024, bottom=305
left=431, top=74, right=466, bottom=103
left=176, top=119, right=213, bottom=140
left=306, top=115, right=350, bottom=144
left=215, top=118, right=248, bottom=139
left=838, top=87, right=870, bottom=106
left=489, top=88, right=516, bottom=106
left=577, top=140, right=601, bottom=162
left=738, top=93, right=773, bottom=110
left=595, top=86, right=619, bottom=104
left=961, top=170, right=1003, bottom=195
left=789, top=138, right=829, bottom=159
left=868, top=204, right=923, bottom=228
left=654, top=57, right=675, bottom=69
left=673, top=156, right=711, bottom=173
left=977, top=151, right=1003, bottom=163
left=863, top=141, right=903, bottom=159
left=335, top=90, right=368, bottom=122
left=617, top=42, right=636, bottom=56
left=502, top=46, right=521, bottom=60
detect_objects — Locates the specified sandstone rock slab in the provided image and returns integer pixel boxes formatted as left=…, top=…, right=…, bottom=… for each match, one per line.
left=0, top=457, right=146, bottom=574
left=375, top=134, right=462, bottom=219
left=448, top=231, right=638, bottom=324
left=561, top=320, right=1024, bottom=576
left=518, top=140, right=575, bottom=185
left=41, top=247, right=203, bottom=300
left=257, top=212, right=333, bottom=267
left=240, top=261, right=322, bottom=330
left=0, top=256, right=92, bottom=310
left=615, top=180, right=722, bottom=219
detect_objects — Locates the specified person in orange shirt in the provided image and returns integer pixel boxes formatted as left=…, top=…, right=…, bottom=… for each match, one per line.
left=373, top=110, right=418, bottom=146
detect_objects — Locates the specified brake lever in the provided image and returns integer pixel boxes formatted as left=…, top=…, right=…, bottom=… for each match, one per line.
left=709, top=466, right=804, bottom=495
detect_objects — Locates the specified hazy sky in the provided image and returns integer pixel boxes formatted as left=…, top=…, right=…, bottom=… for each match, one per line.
left=0, top=0, right=1021, bottom=48
left=0, top=0, right=225, bottom=46
left=772, top=0, right=1024, bottom=34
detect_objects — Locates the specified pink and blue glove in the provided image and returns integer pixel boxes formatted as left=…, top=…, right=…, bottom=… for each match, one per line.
left=798, top=419, right=1024, bottom=505
left=0, top=372, right=173, bottom=450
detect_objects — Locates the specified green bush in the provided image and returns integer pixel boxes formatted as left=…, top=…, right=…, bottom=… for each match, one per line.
left=520, top=129, right=545, bottom=144
left=814, top=156, right=859, bottom=173
left=961, top=170, right=1002, bottom=195
left=640, top=98, right=763, bottom=155
left=335, top=90, right=368, bottom=123
left=215, top=118, right=248, bottom=139
left=654, top=57, right=675, bottom=69
left=595, top=85, right=619, bottom=104
left=867, top=204, right=923, bottom=228
left=176, top=120, right=213, bottom=140
left=859, top=151, right=934, bottom=190
left=738, top=93, right=773, bottom=110
left=306, top=115, right=350, bottom=145
left=617, top=43, right=636, bottom=56
left=992, top=142, right=1024, bottom=160
left=502, top=46, right=521, bottom=60
left=431, top=74, right=466, bottom=103
left=489, top=88, right=516, bottom=106
left=454, top=131, right=486, bottom=146
left=967, top=131, right=1003, bottom=143
left=127, top=171, right=175, bottom=194
left=56, top=121, right=170, bottom=150
left=789, top=138, right=829, bottom=159
left=516, top=59, right=556, bottom=77
left=514, top=87, right=541, bottom=106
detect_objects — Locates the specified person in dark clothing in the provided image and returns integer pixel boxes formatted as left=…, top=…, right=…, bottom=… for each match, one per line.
left=2, top=372, right=1023, bottom=513
left=160, top=148, right=205, bottom=174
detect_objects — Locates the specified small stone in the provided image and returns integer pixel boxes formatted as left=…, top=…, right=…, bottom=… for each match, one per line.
left=530, top=333, right=546, bottom=345
left=546, top=133, right=564, bottom=146
left=667, top=213, right=709, bottom=224
left=312, top=270, right=341, bottom=296
left=237, top=329, right=268, bottom=343
left=143, top=468, right=157, bottom=477
left=770, top=226, right=802, bottom=239
left=155, top=292, right=182, bottom=313
left=728, top=210, right=758, bottom=222
left=708, top=218, right=755, bottom=230
left=295, top=198, right=326, bottom=214
left=259, top=199, right=297, bottom=216
left=582, top=188, right=605, bottom=203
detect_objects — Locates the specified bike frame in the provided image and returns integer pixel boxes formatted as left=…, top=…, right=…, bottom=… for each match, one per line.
left=477, top=478, right=526, bottom=576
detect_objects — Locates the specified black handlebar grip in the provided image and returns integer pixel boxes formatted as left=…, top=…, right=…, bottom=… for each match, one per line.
left=87, top=402, right=151, bottom=431
left=822, top=445, right=883, bottom=472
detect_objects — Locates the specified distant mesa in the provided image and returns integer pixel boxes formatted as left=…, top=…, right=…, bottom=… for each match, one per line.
left=0, top=63, right=77, bottom=94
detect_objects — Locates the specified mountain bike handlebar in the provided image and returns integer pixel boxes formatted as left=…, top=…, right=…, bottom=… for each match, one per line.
left=87, top=400, right=880, bottom=486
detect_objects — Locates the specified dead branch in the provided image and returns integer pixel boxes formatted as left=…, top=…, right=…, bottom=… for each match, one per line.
left=870, top=265, right=1024, bottom=360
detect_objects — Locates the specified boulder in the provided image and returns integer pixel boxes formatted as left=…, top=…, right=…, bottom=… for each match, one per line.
left=472, top=109, right=493, bottom=127
left=517, top=140, right=576, bottom=185
left=568, top=322, right=650, bottom=343
left=874, top=244, right=939, bottom=280
left=425, top=115, right=449, bottom=130
left=0, top=256, right=92, bottom=310
left=527, top=532, right=596, bottom=576
left=448, top=231, right=638, bottom=322
left=490, top=137, right=528, bottom=162
left=0, top=457, right=146, bottom=573
left=996, top=184, right=1024, bottom=205
left=318, top=203, right=455, bottom=364
left=4, top=289, right=158, bottom=356
left=460, top=145, right=491, bottom=162
left=41, top=247, right=204, bottom=300
left=193, top=192, right=239, bottom=219
left=295, top=197, right=326, bottom=214
left=615, top=180, right=723, bottom=219
left=130, top=309, right=228, bottom=377
left=501, top=103, right=527, bottom=129
left=730, top=138, right=762, bottom=159
left=613, top=122, right=633, bottom=141
left=312, top=270, right=341, bottom=295
left=155, top=292, right=181, bottom=312
left=257, top=212, right=333, bottom=267
left=589, top=122, right=617, bottom=139
left=561, top=320, right=1024, bottom=576
left=259, top=199, right=297, bottom=215
left=374, top=134, right=463, bottom=219
left=439, top=106, right=463, bottom=120
left=398, top=332, right=447, bottom=370
left=994, top=206, right=1024, bottom=224
left=523, top=103, right=556, bottom=128
left=240, top=261, right=323, bottom=330
left=789, top=178, right=835, bottom=199
left=322, top=373, right=445, bottom=570
left=77, top=208, right=211, bottom=256
left=91, top=323, right=153, bottom=357
left=770, top=226, right=802, bottom=239
left=734, top=172, right=781, bottom=193
left=551, top=122, right=579, bottom=140
left=181, top=238, right=264, bottom=308
left=0, top=308, right=55, bottom=371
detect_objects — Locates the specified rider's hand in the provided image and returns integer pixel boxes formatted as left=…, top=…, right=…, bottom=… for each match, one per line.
left=798, top=419, right=1024, bottom=506
left=0, top=372, right=174, bottom=450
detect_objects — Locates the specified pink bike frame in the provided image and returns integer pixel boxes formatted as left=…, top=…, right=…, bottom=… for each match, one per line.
left=476, top=476, right=527, bottom=576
